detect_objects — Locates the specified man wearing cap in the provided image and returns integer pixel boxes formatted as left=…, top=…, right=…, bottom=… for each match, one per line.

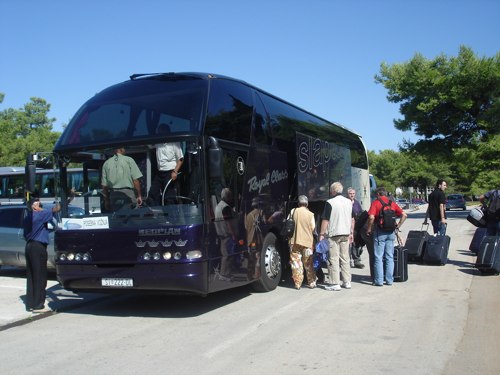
left=23, top=198, right=60, bottom=313
left=319, top=182, right=354, bottom=291
left=288, top=195, right=317, bottom=289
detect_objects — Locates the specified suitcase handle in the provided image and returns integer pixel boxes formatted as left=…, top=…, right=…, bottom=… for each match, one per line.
left=420, top=222, right=430, bottom=231
left=396, top=231, right=404, bottom=246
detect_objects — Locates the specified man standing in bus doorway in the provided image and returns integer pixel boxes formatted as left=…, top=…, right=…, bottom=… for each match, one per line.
left=147, top=123, right=184, bottom=206
left=23, top=198, right=60, bottom=313
left=245, top=196, right=265, bottom=280
left=288, top=195, right=317, bottom=290
left=101, top=147, right=143, bottom=211
left=424, top=179, right=447, bottom=235
left=366, top=187, right=407, bottom=286
left=319, top=182, right=354, bottom=291
left=347, top=187, right=365, bottom=269
left=215, top=188, right=237, bottom=281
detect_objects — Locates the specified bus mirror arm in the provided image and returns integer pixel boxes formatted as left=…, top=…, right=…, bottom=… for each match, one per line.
left=207, top=136, right=223, bottom=179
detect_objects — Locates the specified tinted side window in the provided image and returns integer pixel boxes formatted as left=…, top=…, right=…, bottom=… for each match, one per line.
left=0, top=208, right=24, bottom=228
left=6, top=175, right=24, bottom=198
left=253, top=93, right=271, bottom=145
left=205, top=79, right=253, bottom=144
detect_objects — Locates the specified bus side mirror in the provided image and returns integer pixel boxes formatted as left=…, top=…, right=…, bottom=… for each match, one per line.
left=25, top=153, right=38, bottom=194
left=207, top=137, right=223, bottom=179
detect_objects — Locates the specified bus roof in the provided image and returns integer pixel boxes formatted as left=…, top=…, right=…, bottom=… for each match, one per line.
left=129, top=72, right=361, bottom=137
left=0, top=167, right=25, bottom=174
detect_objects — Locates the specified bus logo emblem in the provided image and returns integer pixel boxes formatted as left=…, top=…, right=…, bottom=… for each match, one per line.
left=237, top=156, right=245, bottom=175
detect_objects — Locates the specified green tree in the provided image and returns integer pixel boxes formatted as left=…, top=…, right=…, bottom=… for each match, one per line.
left=375, top=46, right=499, bottom=154
left=374, top=46, right=499, bottom=195
left=369, top=150, right=453, bottom=198
left=0, top=97, right=60, bottom=166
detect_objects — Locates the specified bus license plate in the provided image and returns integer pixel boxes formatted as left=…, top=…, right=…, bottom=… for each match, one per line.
left=101, top=278, right=134, bottom=287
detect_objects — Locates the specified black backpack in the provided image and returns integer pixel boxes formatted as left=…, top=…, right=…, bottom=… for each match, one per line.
left=377, top=198, right=397, bottom=231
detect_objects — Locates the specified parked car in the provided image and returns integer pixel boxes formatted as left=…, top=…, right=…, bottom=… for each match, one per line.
left=0, top=203, right=84, bottom=269
left=411, top=198, right=425, bottom=205
left=395, top=198, right=410, bottom=209
left=446, top=194, right=466, bottom=211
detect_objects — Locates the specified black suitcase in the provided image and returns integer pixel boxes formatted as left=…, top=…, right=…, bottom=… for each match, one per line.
left=404, top=224, right=429, bottom=261
left=469, top=227, right=487, bottom=254
left=423, top=234, right=450, bottom=265
left=475, top=236, right=500, bottom=274
left=384, top=234, right=408, bottom=282
left=393, top=235, right=408, bottom=282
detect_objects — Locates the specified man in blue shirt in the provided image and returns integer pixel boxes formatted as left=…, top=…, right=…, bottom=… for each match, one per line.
left=23, top=198, right=60, bottom=313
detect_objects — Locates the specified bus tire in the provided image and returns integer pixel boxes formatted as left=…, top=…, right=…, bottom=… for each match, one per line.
left=252, top=233, right=282, bottom=292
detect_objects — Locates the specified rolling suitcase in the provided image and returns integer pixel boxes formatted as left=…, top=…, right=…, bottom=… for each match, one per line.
left=423, top=234, right=450, bottom=265
left=394, top=233, right=408, bottom=282
left=469, top=227, right=487, bottom=254
left=475, top=236, right=500, bottom=274
left=404, top=224, right=429, bottom=262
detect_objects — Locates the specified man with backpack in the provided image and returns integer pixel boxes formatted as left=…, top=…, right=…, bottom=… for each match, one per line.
left=479, top=187, right=500, bottom=236
left=366, top=187, right=407, bottom=287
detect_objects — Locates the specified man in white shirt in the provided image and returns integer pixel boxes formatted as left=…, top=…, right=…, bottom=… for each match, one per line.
left=147, top=123, right=184, bottom=205
left=319, top=182, right=354, bottom=291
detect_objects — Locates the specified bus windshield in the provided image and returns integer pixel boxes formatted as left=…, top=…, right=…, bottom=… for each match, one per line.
left=55, top=137, right=204, bottom=229
left=56, top=76, right=208, bottom=150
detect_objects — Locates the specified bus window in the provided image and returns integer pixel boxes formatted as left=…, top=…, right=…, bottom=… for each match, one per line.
left=40, top=174, right=55, bottom=197
left=205, top=79, right=253, bottom=145
left=7, top=174, right=24, bottom=198
left=252, top=92, right=271, bottom=145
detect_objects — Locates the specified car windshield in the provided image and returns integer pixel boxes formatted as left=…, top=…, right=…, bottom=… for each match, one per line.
left=448, top=195, right=462, bottom=200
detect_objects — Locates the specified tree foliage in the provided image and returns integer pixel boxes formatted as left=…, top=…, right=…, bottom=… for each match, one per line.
left=368, top=150, right=453, bottom=198
left=374, top=46, right=500, bottom=197
left=0, top=97, right=60, bottom=166
left=375, top=46, right=499, bottom=155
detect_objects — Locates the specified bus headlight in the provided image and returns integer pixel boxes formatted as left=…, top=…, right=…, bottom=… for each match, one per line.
left=186, top=250, right=202, bottom=260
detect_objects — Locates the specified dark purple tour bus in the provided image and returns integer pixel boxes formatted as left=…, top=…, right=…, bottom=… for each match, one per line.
left=27, top=72, right=370, bottom=296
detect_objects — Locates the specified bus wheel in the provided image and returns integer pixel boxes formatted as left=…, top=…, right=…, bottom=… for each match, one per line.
left=252, top=233, right=282, bottom=292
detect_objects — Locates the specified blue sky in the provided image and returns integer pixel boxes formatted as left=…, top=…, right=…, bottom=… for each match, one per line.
left=1, top=0, right=498, bottom=152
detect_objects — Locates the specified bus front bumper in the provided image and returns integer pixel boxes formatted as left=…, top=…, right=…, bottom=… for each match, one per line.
left=56, top=261, right=209, bottom=296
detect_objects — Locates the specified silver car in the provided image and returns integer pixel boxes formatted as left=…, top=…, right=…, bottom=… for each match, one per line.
left=0, top=204, right=84, bottom=270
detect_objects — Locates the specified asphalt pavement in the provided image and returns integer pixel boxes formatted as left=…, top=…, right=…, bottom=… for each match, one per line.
left=1, top=204, right=499, bottom=363
left=0, top=267, right=105, bottom=330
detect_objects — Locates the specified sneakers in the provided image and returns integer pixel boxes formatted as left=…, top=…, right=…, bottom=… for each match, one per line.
left=32, top=306, right=52, bottom=313
left=354, top=262, right=365, bottom=269
left=307, top=281, right=316, bottom=289
left=324, top=284, right=341, bottom=291
left=342, top=282, right=352, bottom=289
